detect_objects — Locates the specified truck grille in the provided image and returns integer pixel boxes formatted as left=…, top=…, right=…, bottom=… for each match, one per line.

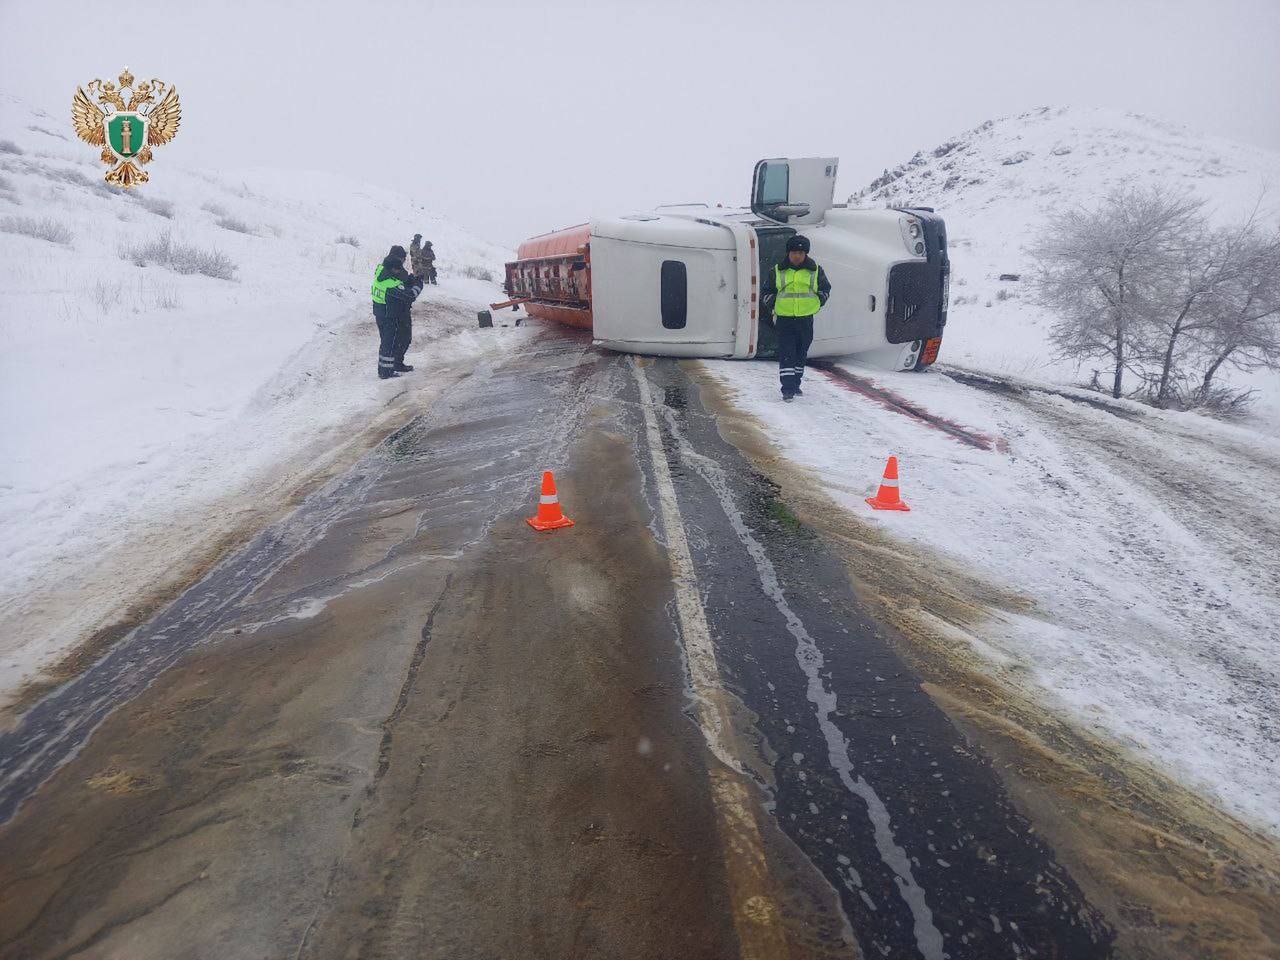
left=885, top=262, right=945, bottom=344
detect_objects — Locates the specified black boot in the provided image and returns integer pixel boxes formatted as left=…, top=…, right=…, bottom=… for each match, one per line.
left=393, top=362, right=414, bottom=372
left=378, top=369, right=399, bottom=379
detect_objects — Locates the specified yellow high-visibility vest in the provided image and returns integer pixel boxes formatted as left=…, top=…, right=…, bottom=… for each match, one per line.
left=774, top=265, right=821, bottom=317
left=371, top=264, right=404, bottom=305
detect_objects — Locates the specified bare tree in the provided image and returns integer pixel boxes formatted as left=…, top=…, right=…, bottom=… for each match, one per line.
left=1143, top=213, right=1260, bottom=407
left=1195, top=227, right=1280, bottom=402
left=1032, top=187, right=1203, bottom=398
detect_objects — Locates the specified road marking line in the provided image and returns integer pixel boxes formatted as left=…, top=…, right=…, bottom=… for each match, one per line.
left=632, top=359, right=790, bottom=960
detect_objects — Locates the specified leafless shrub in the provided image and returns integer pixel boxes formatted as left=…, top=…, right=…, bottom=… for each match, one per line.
left=460, top=264, right=495, bottom=282
left=215, top=215, right=254, bottom=235
left=335, top=234, right=360, bottom=247
left=21, top=162, right=115, bottom=197
left=152, top=284, right=182, bottom=309
left=92, top=278, right=123, bottom=312
left=41, top=165, right=98, bottom=189
left=1191, top=383, right=1257, bottom=418
left=27, top=125, right=68, bottom=142
left=994, top=288, right=1011, bottom=301
left=0, top=215, right=73, bottom=244
left=130, top=194, right=175, bottom=219
left=120, top=230, right=237, bottom=280
left=0, top=140, right=23, bottom=155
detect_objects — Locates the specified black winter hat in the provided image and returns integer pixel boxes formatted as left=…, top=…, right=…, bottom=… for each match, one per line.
left=785, top=234, right=810, bottom=253
left=388, top=245, right=407, bottom=262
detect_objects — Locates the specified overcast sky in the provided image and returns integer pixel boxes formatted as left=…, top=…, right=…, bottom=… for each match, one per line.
left=2, top=0, right=1277, bottom=245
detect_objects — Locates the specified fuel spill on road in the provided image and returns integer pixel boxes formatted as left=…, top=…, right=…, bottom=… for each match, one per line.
left=0, top=334, right=1111, bottom=959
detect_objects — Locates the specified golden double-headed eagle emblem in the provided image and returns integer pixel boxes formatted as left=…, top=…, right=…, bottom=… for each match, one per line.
left=72, top=67, right=181, bottom=188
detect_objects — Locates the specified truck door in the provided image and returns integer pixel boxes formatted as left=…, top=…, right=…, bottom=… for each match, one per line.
left=750, top=157, right=838, bottom=226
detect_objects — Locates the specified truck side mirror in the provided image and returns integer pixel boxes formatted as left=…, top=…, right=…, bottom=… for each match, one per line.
left=767, top=202, right=810, bottom=220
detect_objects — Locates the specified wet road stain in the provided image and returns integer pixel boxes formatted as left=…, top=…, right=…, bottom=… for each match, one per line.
left=811, top=362, right=1007, bottom=451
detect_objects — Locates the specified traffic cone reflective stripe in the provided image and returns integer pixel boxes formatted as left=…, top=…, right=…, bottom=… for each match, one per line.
left=527, top=471, right=575, bottom=531
left=866, top=456, right=910, bottom=512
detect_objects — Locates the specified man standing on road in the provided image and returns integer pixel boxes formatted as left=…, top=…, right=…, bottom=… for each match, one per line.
left=409, top=234, right=428, bottom=284
left=761, top=234, right=831, bottom=401
left=422, top=239, right=438, bottom=285
left=371, top=245, right=423, bottom=379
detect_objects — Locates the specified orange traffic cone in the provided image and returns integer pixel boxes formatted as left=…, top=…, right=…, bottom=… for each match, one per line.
left=866, top=456, right=911, bottom=512
left=526, top=471, right=575, bottom=531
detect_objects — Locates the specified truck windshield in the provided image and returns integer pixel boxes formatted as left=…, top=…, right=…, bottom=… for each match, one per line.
left=758, top=162, right=789, bottom=206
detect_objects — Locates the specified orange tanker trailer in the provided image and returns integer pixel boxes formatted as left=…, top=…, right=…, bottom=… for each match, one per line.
left=500, top=223, right=593, bottom=330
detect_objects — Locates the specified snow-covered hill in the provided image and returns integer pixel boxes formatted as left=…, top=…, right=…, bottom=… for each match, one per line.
left=853, top=105, right=1280, bottom=419
left=0, top=95, right=529, bottom=706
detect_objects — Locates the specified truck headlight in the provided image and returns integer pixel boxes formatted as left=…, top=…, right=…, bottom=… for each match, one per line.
left=899, top=215, right=926, bottom=254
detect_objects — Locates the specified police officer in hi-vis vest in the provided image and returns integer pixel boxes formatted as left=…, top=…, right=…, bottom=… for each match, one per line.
left=371, top=245, right=423, bottom=379
left=761, top=234, right=831, bottom=401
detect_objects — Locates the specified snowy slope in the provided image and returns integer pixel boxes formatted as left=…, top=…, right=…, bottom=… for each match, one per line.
left=853, top=106, right=1280, bottom=420
left=0, top=95, right=530, bottom=706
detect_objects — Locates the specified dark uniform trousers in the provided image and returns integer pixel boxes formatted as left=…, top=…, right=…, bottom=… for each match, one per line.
left=392, top=314, right=412, bottom=365
left=776, top=315, right=815, bottom=394
left=374, top=302, right=397, bottom=376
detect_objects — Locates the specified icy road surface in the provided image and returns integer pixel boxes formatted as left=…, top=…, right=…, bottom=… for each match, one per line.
left=0, top=337, right=1117, bottom=960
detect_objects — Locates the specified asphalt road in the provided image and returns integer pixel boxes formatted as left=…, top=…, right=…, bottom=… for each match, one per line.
left=0, top=335, right=1113, bottom=959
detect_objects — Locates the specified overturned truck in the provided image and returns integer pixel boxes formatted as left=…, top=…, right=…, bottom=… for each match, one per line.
left=501, top=157, right=949, bottom=370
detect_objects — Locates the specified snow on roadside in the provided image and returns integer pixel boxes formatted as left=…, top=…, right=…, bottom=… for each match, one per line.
left=0, top=95, right=529, bottom=705
left=704, top=358, right=1280, bottom=837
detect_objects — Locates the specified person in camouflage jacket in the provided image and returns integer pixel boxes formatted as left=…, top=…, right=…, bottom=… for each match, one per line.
left=421, top=239, right=437, bottom=285
left=409, top=234, right=428, bottom=283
